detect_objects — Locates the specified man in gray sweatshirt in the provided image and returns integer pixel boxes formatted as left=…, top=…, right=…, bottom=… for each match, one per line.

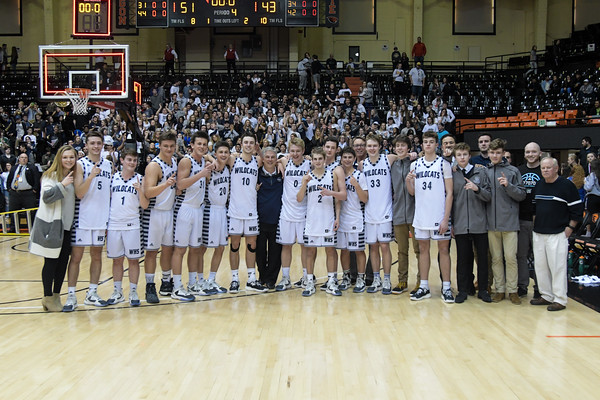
left=482, top=139, right=526, bottom=304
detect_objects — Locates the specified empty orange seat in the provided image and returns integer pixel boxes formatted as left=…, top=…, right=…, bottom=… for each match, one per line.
left=497, top=123, right=509, bottom=128
left=485, top=117, right=496, bottom=123
left=486, top=124, right=498, bottom=129
left=554, top=110, right=565, bottom=119
left=508, top=122, right=520, bottom=127
left=518, top=112, right=529, bottom=118
left=497, top=117, right=508, bottom=122
left=522, top=121, right=537, bottom=127
left=566, top=110, right=577, bottom=119
left=475, top=124, right=486, bottom=129
left=590, top=119, right=600, bottom=124
left=508, top=116, right=519, bottom=121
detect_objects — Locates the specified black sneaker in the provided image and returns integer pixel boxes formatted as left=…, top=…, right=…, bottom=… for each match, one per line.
left=478, top=290, right=492, bottom=303
left=229, top=280, right=240, bottom=294
left=159, top=278, right=174, bottom=296
left=455, top=291, right=468, bottom=303
left=320, top=281, right=328, bottom=291
left=517, top=287, right=528, bottom=298
left=246, top=280, right=268, bottom=292
left=145, top=283, right=159, bottom=304
left=410, top=287, right=431, bottom=301
left=293, top=277, right=306, bottom=288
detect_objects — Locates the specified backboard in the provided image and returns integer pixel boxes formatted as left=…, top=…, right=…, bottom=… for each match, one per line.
left=39, top=44, right=130, bottom=101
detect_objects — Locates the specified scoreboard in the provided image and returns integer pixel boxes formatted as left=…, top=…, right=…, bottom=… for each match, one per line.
left=136, top=0, right=319, bottom=27
left=73, top=0, right=112, bottom=37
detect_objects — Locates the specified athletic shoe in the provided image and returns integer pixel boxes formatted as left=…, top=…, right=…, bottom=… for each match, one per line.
left=320, top=281, right=328, bottom=291
left=188, top=282, right=210, bottom=296
left=205, top=280, right=227, bottom=294
left=326, top=280, right=342, bottom=296
left=367, top=277, right=383, bottom=293
left=442, top=288, right=455, bottom=303
left=107, top=289, right=125, bottom=305
left=382, top=278, right=392, bottom=295
left=159, top=278, right=174, bottom=296
left=455, top=291, right=468, bottom=303
left=129, top=290, right=141, bottom=307
left=84, top=289, right=108, bottom=307
left=410, top=287, right=431, bottom=301
left=229, top=280, right=240, bottom=294
left=62, top=293, right=78, bottom=312
left=275, top=277, right=292, bottom=291
left=339, top=273, right=351, bottom=291
left=302, top=280, right=316, bottom=297
left=410, top=283, right=420, bottom=295
left=171, top=287, right=195, bottom=302
left=391, top=282, right=407, bottom=295
left=145, top=283, right=159, bottom=304
left=293, top=277, right=307, bottom=288
left=353, top=276, right=366, bottom=293
left=246, top=280, right=268, bottom=292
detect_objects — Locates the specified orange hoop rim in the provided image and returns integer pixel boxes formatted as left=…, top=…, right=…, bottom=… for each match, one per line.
left=64, top=87, right=92, bottom=99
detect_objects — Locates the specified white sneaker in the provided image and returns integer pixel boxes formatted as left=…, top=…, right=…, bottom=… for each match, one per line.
left=302, top=280, right=316, bottom=297
left=107, top=289, right=125, bottom=305
left=367, top=277, right=383, bottom=293
left=129, top=290, right=141, bottom=307
left=62, top=292, right=78, bottom=312
left=188, top=282, right=210, bottom=296
left=205, top=280, right=228, bottom=294
left=84, top=289, right=108, bottom=307
left=171, top=287, right=195, bottom=302
left=275, top=277, right=292, bottom=291
left=326, top=279, right=342, bottom=296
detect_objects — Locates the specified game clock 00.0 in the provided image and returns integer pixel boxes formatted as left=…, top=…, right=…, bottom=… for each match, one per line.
left=73, top=0, right=112, bottom=37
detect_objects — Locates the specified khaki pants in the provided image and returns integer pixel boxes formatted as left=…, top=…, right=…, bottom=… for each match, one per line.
left=393, top=224, right=419, bottom=283
left=532, top=232, right=568, bottom=306
left=488, top=231, right=518, bottom=294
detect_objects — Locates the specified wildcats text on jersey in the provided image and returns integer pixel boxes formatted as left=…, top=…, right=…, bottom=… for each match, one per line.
left=112, top=185, right=138, bottom=194
left=363, top=168, right=388, bottom=177
left=416, top=170, right=441, bottom=179
left=233, top=166, right=258, bottom=176
left=308, top=183, right=332, bottom=193
left=286, top=169, right=307, bottom=177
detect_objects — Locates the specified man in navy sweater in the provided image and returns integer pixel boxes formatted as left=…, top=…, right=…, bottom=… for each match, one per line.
left=256, top=147, right=284, bottom=289
left=531, top=157, right=583, bottom=311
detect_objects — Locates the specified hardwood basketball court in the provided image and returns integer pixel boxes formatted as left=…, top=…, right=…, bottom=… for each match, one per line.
left=1, top=236, right=599, bottom=399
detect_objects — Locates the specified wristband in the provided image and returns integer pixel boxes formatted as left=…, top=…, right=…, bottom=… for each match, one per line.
left=568, top=225, right=577, bottom=230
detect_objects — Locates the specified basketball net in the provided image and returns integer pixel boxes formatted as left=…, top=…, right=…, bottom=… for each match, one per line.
left=63, top=88, right=91, bottom=115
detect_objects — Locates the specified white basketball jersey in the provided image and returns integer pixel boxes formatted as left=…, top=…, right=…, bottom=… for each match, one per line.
left=280, top=159, right=311, bottom=222
left=339, top=169, right=367, bottom=233
left=75, top=157, right=112, bottom=230
left=108, top=172, right=142, bottom=230
left=304, top=170, right=335, bottom=237
left=150, top=156, right=177, bottom=211
left=412, top=156, right=452, bottom=230
left=206, top=166, right=230, bottom=207
left=179, top=155, right=206, bottom=208
left=325, top=159, right=340, bottom=173
left=362, top=155, right=393, bottom=224
left=228, top=155, right=258, bottom=219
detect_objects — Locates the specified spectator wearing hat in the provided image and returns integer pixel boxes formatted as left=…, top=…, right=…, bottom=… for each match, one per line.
left=577, top=79, right=594, bottom=102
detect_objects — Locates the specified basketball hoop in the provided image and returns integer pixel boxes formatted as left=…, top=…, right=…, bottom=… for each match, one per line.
left=63, top=88, right=91, bottom=115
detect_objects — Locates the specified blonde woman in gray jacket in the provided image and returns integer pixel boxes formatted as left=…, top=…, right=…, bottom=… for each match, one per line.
left=29, top=145, right=77, bottom=312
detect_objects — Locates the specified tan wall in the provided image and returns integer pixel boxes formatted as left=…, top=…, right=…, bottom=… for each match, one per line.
left=0, top=0, right=574, bottom=65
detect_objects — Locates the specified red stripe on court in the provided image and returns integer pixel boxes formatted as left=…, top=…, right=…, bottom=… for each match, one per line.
left=546, top=335, right=600, bottom=338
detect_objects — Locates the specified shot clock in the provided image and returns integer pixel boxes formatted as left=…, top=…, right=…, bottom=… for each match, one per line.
left=73, top=0, right=112, bottom=37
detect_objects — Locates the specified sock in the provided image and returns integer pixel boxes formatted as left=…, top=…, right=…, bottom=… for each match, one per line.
left=173, top=275, right=182, bottom=290
left=232, top=270, right=239, bottom=281
left=130, top=283, right=137, bottom=292
left=209, top=271, right=217, bottom=281
left=420, top=280, right=429, bottom=290
left=384, top=274, right=391, bottom=281
left=442, top=281, right=451, bottom=291
left=343, top=269, right=350, bottom=276
left=303, top=268, right=307, bottom=278
left=358, top=273, right=365, bottom=279
left=307, top=274, right=314, bottom=282
left=198, top=275, right=205, bottom=284
left=328, top=272, right=336, bottom=283
left=114, top=281, right=122, bottom=292
left=162, top=270, right=172, bottom=282
left=68, top=286, right=76, bottom=295
left=189, top=272, right=198, bottom=285
left=282, top=267, right=290, bottom=278
left=374, top=272, right=381, bottom=281
left=247, top=268, right=256, bottom=282
left=145, top=273, right=155, bottom=284
left=89, top=283, right=98, bottom=291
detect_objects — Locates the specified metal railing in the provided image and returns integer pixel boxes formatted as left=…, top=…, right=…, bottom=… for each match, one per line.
left=484, top=49, right=547, bottom=72
left=0, top=207, right=37, bottom=236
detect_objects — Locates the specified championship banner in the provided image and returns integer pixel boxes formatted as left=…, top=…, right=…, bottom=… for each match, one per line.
left=325, top=0, right=339, bottom=28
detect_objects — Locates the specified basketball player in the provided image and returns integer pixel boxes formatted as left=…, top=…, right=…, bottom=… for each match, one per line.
left=275, top=137, right=311, bottom=291
left=106, top=149, right=149, bottom=307
left=142, top=131, right=178, bottom=303
left=226, top=133, right=267, bottom=293
left=200, top=141, right=231, bottom=294
left=63, top=131, right=112, bottom=312
left=359, top=133, right=401, bottom=294
left=297, top=147, right=346, bottom=297
left=321, top=136, right=347, bottom=289
left=337, top=147, right=369, bottom=293
left=171, top=132, right=214, bottom=301
left=406, top=130, right=454, bottom=302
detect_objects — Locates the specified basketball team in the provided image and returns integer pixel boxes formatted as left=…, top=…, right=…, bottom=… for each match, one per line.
left=30, top=130, right=582, bottom=312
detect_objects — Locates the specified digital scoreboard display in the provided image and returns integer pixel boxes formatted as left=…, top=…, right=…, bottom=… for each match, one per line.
left=73, top=0, right=112, bottom=37
left=137, top=0, right=320, bottom=27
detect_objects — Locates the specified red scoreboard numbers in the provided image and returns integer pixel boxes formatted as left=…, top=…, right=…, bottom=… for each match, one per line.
left=73, top=0, right=112, bottom=38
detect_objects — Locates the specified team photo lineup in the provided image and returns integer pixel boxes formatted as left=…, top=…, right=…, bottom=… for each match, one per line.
left=29, top=90, right=583, bottom=312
